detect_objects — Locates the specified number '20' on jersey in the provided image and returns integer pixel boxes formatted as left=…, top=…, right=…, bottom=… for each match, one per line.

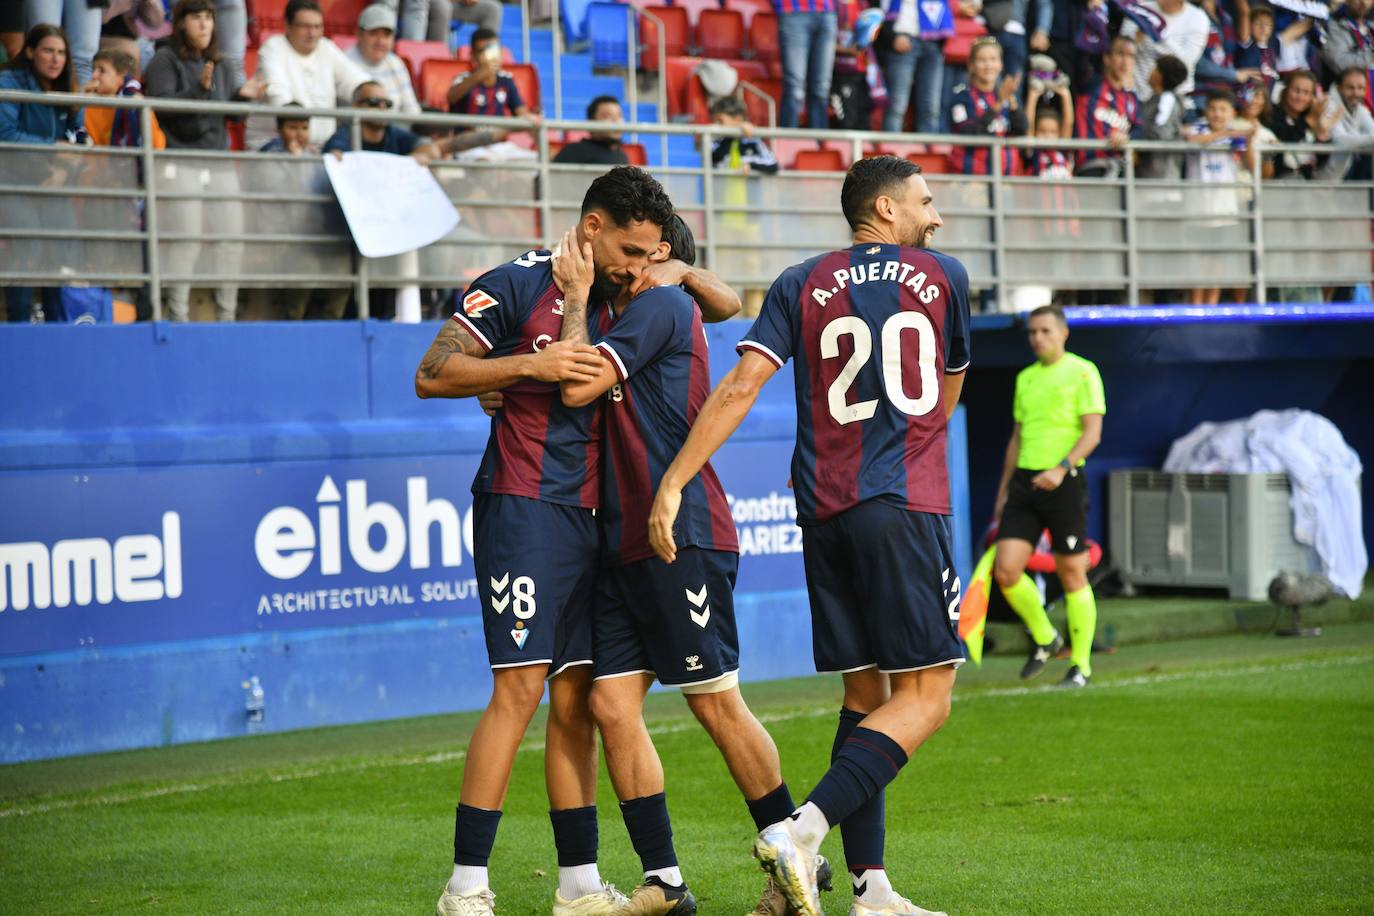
left=451, top=250, right=600, bottom=509
left=739, top=243, right=971, bottom=525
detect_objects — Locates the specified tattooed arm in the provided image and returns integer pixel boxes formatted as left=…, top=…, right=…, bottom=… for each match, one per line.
left=414, top=319, right=602, bottom=399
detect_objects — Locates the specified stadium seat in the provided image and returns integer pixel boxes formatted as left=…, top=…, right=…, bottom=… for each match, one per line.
left=821, top=139, right=856, bottom=167
left=740, top=76, right=781, bottom=126
left=323, top=0, right=370, bottom=36
left=548, top=138, right=566, bottom=158
left=730, top=0, right=773, bottom=29
left=906, top=152, right=951, bottom=174
left=878, top=142, right=930, bottom=160
left=244, top=46, right=259, bottom=78
left=730, top=59, right=769, bottom=83
left=770, top=137, right=820, bottom=169
left=420, top=59, right=465, bottom=109
left=640, top=5, right=690, bottom=70
left=624, top=142, right=648, bottom=165
left=664, top=55, right=705, bottom=120
left=944, top=14, right=987, bottom=66
left=748, top=12, right=779, bottom=64
left=672, top=0, right=721, bottom=27
left=793, top=148, right=846, bottom=171
left=396, top=39, right=452, bottom=85
left=697, top=9, right=745, bottom=59
left=250, top=0, right=289, bottom=36
left=586, top=1, right=636, bottom=68
left=560, top=0, right=603, bottom=43
left=506, top=64, right=542, bottom=112
left=331, top=33, right=356, bottom=52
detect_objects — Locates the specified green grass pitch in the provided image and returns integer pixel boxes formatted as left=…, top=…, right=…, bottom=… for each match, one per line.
left=3, top=623, right=1373, bottom=914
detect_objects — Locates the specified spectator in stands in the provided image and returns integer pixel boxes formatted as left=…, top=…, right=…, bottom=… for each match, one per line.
left=1232, top=77, right=1277, bottom=181
left=949, top=37, right=1028, bottom=175
left=1039, top=0, right=1091, bottom=90
left=258, top=0, right=369, bottom=146
left=1121, top=0, right=1210, bottom=101
left=146, top=0, right=264, bottom=323
left=553, top=95, right=629, bottom=165
left=1316, top=66, right=1374, bottom=181
left=346, top=3, right=421, bottom=117
left=1264, top=70, right=1336, bottom=179
left=375, top=0, right=502, bottom=44
left=258, top=102, right=314, bottom=152
left=1323, top=0, right=1374, bottom=79
left=1137, top=54, right=1188, bottom=179
left=1024, top=58, right=1074, bottom=178
left=1184, top=88, right=1249, bottom=304
left=1, top=6, right=24, bottom=62
left=23, top=0, right=100, bottom=86
left=708, top=95, right=780, bottom=173
left=324, top=79, right=457, bottom=161
left=446, top=27, right=539, bottom=153
left=775, top=0, right=838, bottom=129
left=97, top=1, right=171, bottom=70
left=1194, top=0, right=1262, bottom=98
left=1234, top=5, right=1282, bottom=94
left=972, top=0, right=1037, bottom=79
left=0, top=23, right=79, bottom=323
left=81, top=48, right=166, bottom=149
left=876, top=0, right=949, bottom=134
left=1074, top=35, right=1138, bottom=175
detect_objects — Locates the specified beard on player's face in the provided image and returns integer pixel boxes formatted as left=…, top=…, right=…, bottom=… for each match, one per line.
left=590, top=269, right=624, bottom=305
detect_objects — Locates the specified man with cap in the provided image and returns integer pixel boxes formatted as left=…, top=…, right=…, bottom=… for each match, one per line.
left=347, top=3, right=422, bottom=117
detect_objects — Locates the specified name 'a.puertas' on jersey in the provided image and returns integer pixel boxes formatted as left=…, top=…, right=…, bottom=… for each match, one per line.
left=810, top=258, right=944, bottom=308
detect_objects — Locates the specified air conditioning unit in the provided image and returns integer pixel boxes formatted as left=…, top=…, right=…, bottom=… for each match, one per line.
left=1108, top=470, right=1321, bottom=600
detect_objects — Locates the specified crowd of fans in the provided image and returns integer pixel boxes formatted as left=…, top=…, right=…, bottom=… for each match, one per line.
left=0, top=0, right=1370, bottom=321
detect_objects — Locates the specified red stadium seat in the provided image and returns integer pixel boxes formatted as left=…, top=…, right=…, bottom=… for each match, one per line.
left=770, top=137, right=820, bottom=169
left=505, top=64, right=541, bottom=113
left=395, top=39, right=453, bottom=86
left=323, top=0, right=371, bottom=36
left=672, top=0, right=720, bottom=27
left=730, top=59, right=769, bottom=83
left=878, top=142, right=929, bottom=159
left=749, top=12, right=779, bottom=64
left=420, top=58, right=466, bottom=109
left=548, top=138, right=566, bottom=158
left=250, top=0, right=289, bottom=36
left=640, top=6, right=690, bottom=70
left=740, top=76, right=781, bottom=126
left=243, top=46, right=259, bottom=78
left=793, top=148, right=846, bottom=171
left=731, top=0, right=773, bottom=29
left=331, top=34, right=356, bottom=52
left=664, top=55, right=705, bottom=120
left=623, top=142, right=648, bottom=165
left=821, top=139, right=856, bottom=167
left=906, top=152, right=950, bottom=174
left=697, top=9, right=745, bottom=59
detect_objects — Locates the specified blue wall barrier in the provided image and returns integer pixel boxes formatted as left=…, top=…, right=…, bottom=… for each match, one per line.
left=0, top=321, right=971, bottom=763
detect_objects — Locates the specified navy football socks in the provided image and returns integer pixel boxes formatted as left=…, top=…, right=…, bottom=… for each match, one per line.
left=747, top=782, right=796, bottom=831
left=807, top=726, right=909, bottom=828
left=453, top=803, right=502, bottom=866
left=619, top=792, right=679, bottom=871
left=549, top=805, right=599, bottom=867
left=832, top=708, right=887, bottom=872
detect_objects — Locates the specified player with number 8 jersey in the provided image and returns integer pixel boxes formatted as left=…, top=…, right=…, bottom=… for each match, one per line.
left=649, top=156, right=970, bottom=916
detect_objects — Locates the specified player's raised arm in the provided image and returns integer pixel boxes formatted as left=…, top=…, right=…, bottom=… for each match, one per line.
left=649, top=350, right=778, bottom=563
left=414, top=318, right=601, bottom=399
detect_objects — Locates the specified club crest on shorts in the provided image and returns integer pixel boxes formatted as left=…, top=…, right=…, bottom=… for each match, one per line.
left=463, top=289, right=499, bottom=317
left=510, top=628, right=529, bottom=649
left=685, top=585, right=710, bottom=628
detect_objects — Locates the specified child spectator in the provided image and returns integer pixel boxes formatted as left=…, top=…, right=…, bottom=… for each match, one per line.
left=1185, top=89, right=1250, bottom=304
left=81, top=49, right=165, bottom=149
left=1263, top=70, right=1335, bottom=179
left=257, top=102, right=313, bottom=153
left=949, top=37, right=1027, bottom=175
left=708, top=96, right=779, bottom=173
left=1023, top=56, right=1074, bottom=179
left=1232, top=77, right=1276, bottom=181
left=1137, top=54, right=1189, bottom=179
left=1234, top=5, right=1281, bottom=92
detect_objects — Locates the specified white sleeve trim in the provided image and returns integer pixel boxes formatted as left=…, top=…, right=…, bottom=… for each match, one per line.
left=945, top=360, right=970, bottom=375
left=450, top=312, right=493, bottom=352
left=737, top=340, right=785, bottom=368
left=596, top=341, right=629, bottom=381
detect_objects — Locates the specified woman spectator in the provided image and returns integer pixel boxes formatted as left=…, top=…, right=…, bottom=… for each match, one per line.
left=949, top=37, right=1028, bottom=175
left=23, top=0, right=101, bottom=86
left=0, top=24, right=80, bottom=323
left=144, top=0, right=264, bottom=322
left=1262, top=70, right=1335, bottom=180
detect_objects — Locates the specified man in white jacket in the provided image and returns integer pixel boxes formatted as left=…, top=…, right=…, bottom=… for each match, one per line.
left=258, top=0, right=369, bottom=146
left=1317, top=66, right=1374, bottom=181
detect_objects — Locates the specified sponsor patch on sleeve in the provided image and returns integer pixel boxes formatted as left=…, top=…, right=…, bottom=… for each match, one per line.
left=463, top=289, right=499, bottom=317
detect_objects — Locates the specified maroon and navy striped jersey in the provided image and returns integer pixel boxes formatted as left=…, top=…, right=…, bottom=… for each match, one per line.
left=450, top=73, right=524, bottom=117
left=739, top=243, right=971, bottom=525
left=949, top=85, right=1025, bottom=175
left=773, top=0, right=836, bottom=13
left=1074, top=78, right=1139, bottom=164
left=592, top=286, right=738, bottom=565
left=451, top=250, right=600, bottom=509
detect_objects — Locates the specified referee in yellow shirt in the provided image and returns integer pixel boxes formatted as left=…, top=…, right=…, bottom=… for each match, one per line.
left=992, top=306, right=1105, bottom=688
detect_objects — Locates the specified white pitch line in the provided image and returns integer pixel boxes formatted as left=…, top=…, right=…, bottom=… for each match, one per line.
left=3, top=652, right=1368, bottom=820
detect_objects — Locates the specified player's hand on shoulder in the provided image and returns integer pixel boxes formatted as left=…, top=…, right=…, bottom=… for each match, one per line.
left=528, top=339, right=602, bottom=383
left=551, top=228, right=594, bottom=299
left=629, top=259, right=689, bottom=298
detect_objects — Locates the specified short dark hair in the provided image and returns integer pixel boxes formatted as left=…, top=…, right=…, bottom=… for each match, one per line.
left=352, top=79, right=385, bottom=101
left=840, top=155, right=923, bottom=232
left=580, top=166, right=676, bottom=231
left=709, top=95, right=747, bottom=119
left=286, top=0, right=323, bottom=25
left=275, top=101, right=308, bottom=127
left=470, top=27, right=497, bottom=50
left=661, top=214, right=696, bottom=266
left=586, top=95, right=621, bottom=119
left=1339, top=65, right=1368, bottom=85
left=1028, top=304, right=1067, bottom=326
left=1035, top=107, right=1061, bottom=125
left=1205, top=88, right=1237, bottom=109
left=1155, top=55, right=1188, bottom=92
left=1249, top=4, right=1274, bottom=20
left=93, top=49, right=138, bottom=76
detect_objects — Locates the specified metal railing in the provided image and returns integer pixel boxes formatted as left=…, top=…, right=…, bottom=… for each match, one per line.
left=2, top=90, right=1371, bottom=321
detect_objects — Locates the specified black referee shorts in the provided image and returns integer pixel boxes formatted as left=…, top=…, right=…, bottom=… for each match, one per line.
left=999, top=468, right=1089, bottom=554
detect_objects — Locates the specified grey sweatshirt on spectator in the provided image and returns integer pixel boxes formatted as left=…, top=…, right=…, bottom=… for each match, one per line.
left=1137, top=90, right=1185, bottom=179
left=143, top=46, right=245, bottom=149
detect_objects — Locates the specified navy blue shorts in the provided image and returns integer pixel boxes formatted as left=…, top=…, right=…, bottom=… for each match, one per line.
left=593, top=548, right=741, bottom=689
left=803, top=500, right=965, bottom=674
left=472, top=493, right=598, bottom=676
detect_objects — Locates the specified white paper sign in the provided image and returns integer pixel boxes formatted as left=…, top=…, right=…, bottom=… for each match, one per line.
left=324, top=150, right=460, bottom=258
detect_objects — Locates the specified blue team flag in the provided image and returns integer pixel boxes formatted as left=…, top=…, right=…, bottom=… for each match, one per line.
left=917, top=0, right=955, bottom=39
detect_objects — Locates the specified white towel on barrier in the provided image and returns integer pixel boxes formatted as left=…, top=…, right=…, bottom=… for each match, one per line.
left=1163, top=409, right=1367, bottom=598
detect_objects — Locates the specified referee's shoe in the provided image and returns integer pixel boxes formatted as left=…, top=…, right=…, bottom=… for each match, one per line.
left=1020, top=632, right=1064, bottom=680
